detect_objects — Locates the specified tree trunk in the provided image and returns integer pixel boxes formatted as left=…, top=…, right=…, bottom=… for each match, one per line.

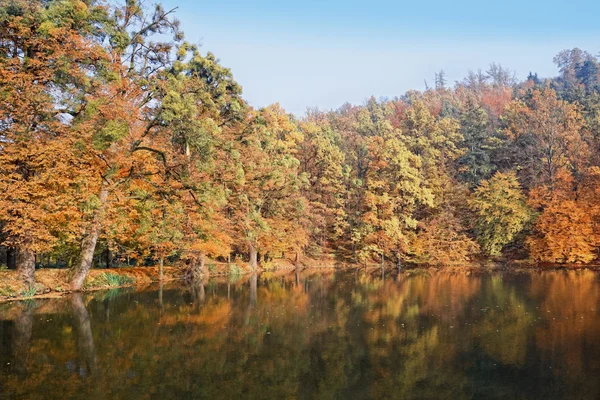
left=184, top=252, right=205, bottom=282
left=249, top=244, right=258, bottom=270
left=159, top=280, right=164, bottom=313
left=7, top=248, right=16, bottom=270
left=16, top=246, right=35, bottom=288
left=71, top=185, right=109, bottom=291
left=159, top=257, right=164, bottom=282
left=294, top=251, right=302, bottom=269
left=396, top=252, right=402, bottom=272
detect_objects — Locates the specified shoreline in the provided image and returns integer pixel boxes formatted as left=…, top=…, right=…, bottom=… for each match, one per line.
left=2, top=259, right=600, bottom=303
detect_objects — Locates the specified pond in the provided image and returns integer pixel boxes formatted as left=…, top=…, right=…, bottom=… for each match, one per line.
left=1, top=269, right=600, bottom=399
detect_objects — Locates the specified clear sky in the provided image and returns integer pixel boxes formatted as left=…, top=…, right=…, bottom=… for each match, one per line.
left=160, top=0, right=600, bottom=115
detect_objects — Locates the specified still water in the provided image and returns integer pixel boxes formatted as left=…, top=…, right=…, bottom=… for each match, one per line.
left=1, top=269, right=600, bottom=399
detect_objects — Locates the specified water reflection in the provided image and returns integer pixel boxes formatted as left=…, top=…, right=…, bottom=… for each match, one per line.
left=70, top=294, right=97, bottom=377
left=1, top=269, right=600, bottom=399
left=11, top=302, right=34, bottom=375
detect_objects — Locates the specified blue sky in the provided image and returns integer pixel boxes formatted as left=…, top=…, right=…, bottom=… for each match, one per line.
left=160, top=0, right=600, bottom=115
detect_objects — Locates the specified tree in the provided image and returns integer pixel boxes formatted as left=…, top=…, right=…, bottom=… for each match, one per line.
left=527, top=169, right=600, bottom=264
left=502, top=88, right=587, bottom=190
left=526, top=72, right=541, bottom=85
left=469, top=172, right=531, bottom=256
left=351, top=101, right=433, bottom=264
left=461, top=69, right=488, bottom=91
left=575, top=60, right=600, bottom=93
left=553, top=48, right=595, bottom=93
left=456, top=100, right=497, bottom=186
left=67, top=1, right=186, bottom=290
left=154, top=45, right=244, bottom=279
left=486, top=63, right=517, bottom=87
left=228, top=105, right=308, bottom=268
left=412, top=196, right=480, bottom=266
left=401, top=100, right=464, bottom=199
left=297, top=114, right=347, bottom=256
left=0, top=0, right=109, bottom=287
left=434, top=70, right=447, bottom=90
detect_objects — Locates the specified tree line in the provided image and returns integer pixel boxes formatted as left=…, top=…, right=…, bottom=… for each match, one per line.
left=3, top=1, right=600, bottom=289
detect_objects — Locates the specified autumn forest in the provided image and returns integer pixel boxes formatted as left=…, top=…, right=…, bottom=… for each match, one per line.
left=3, top=0, right=600, bottom=291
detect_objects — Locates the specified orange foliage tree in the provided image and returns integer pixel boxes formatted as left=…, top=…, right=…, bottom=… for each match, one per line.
left=0, top=0, right=109, bottom=287
left=527, top=169, right=600, bottom=263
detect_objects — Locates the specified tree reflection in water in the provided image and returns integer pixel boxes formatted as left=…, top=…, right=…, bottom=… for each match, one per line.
left=0, top=269, right=599, bottom=399
left=70, top=293, right=97, bottom=377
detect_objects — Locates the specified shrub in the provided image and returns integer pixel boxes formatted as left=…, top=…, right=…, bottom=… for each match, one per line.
left=208, top=262, right=217, bottom=273
left=261, top=260, right=276, bottom=272
left=228, top=264, right=243, bottom=276
left=21, top=286, right=36, bottom=298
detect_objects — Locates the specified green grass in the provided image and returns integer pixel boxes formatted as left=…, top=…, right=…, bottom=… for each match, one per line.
left=21, top=286, right=37, bottom=298
left=88, top=272, right=135, bottom=288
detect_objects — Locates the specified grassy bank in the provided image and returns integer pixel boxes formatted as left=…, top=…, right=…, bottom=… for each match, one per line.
left=3, top=256, right=599, bottom=302
left=0, top=257, right=312, bottom=302
left=0, top=267, right=183, bottom=302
